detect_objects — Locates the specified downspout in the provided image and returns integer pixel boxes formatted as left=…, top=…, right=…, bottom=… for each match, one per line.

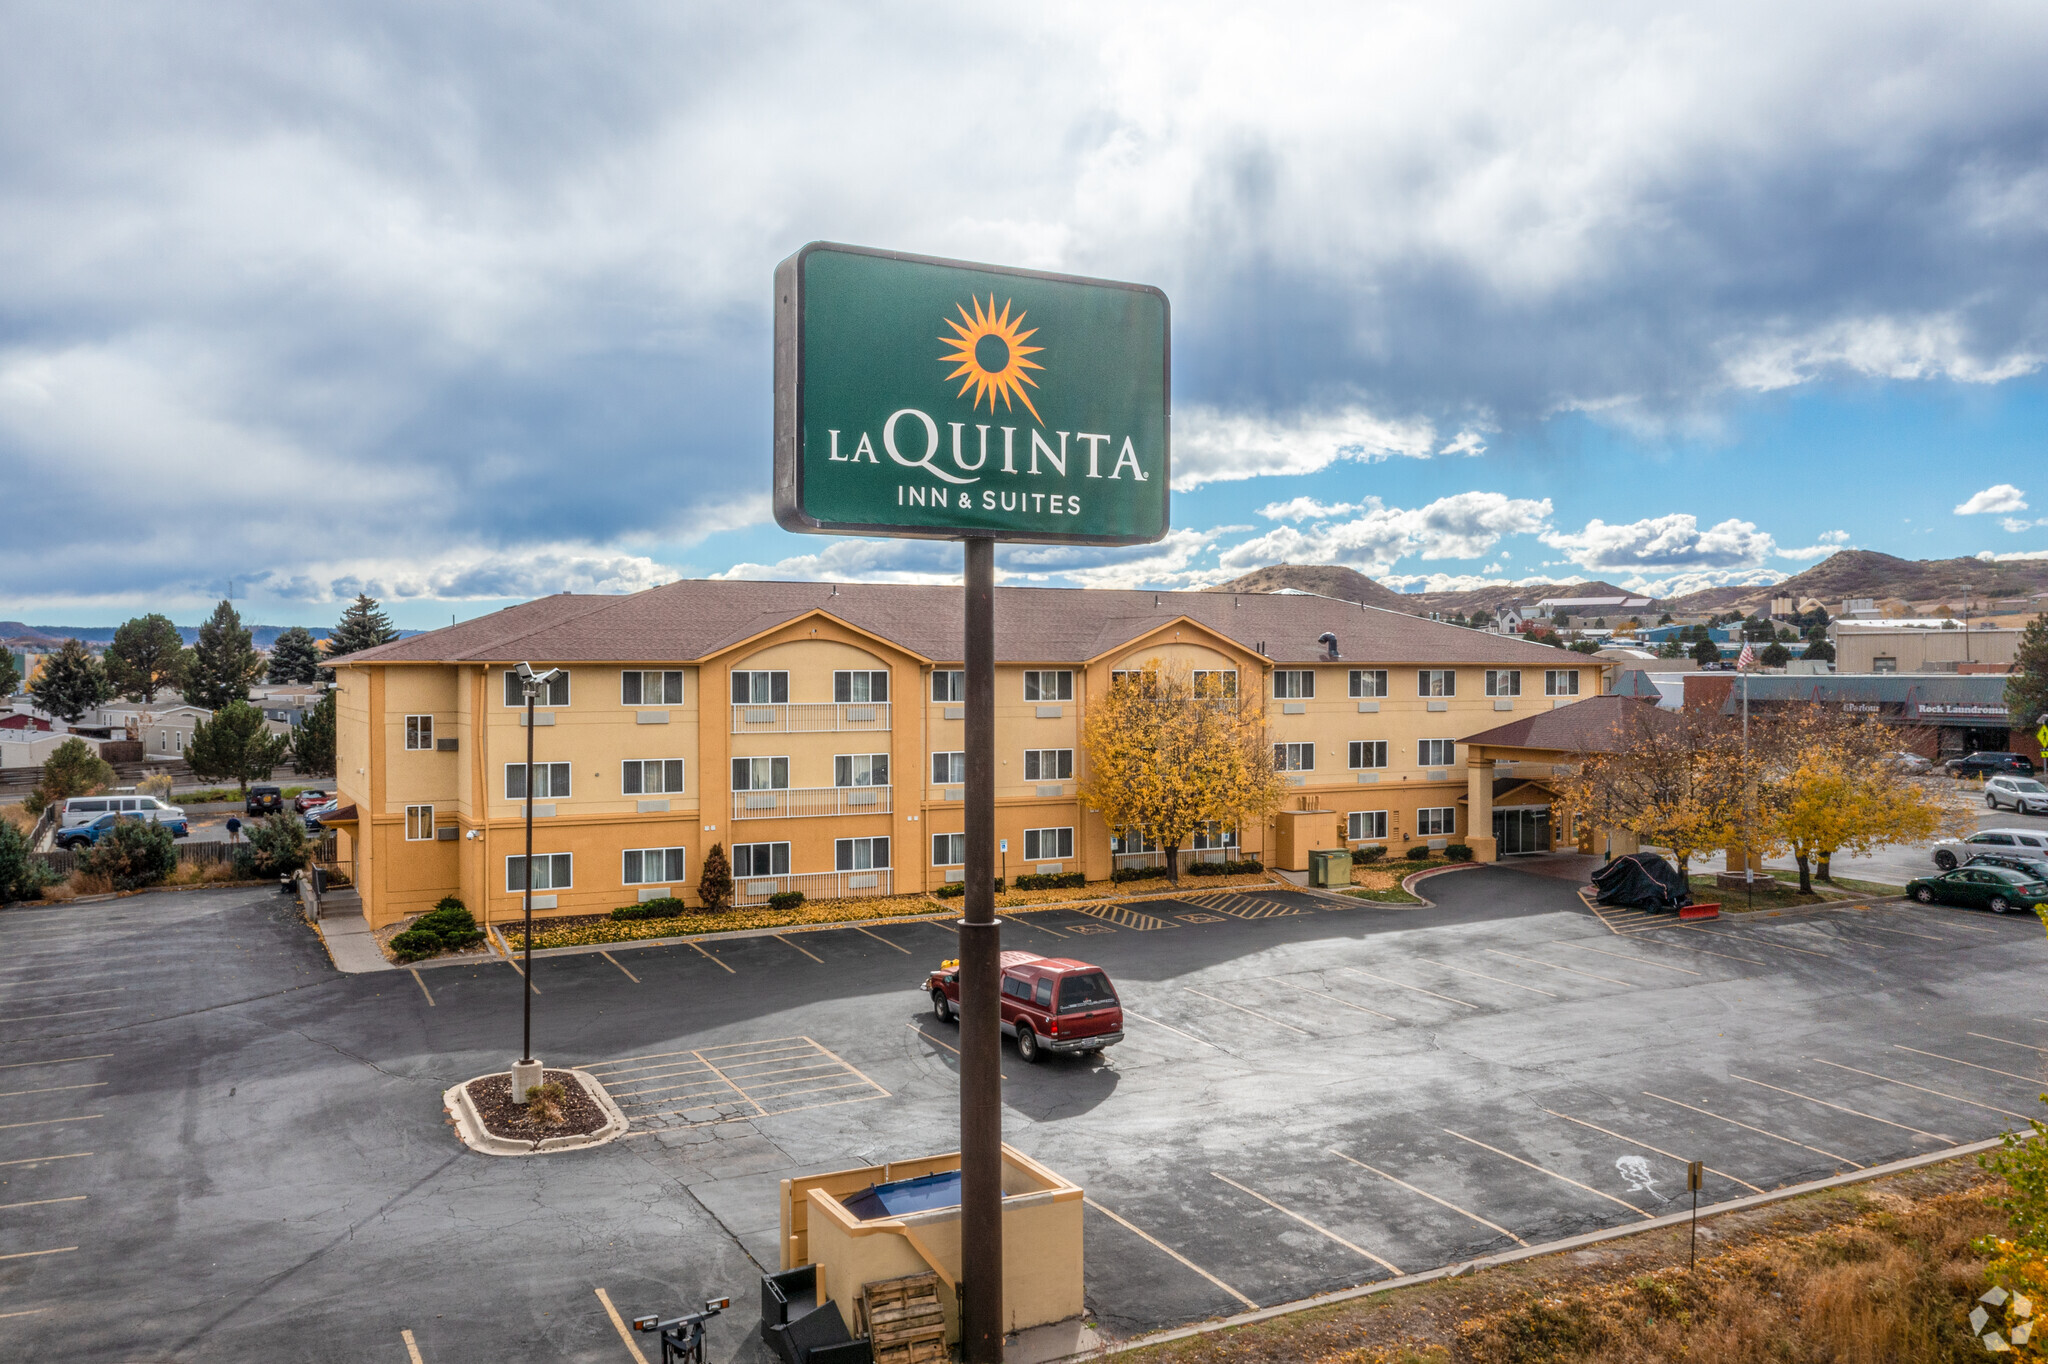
left=480, top=666, right=491, bottom=928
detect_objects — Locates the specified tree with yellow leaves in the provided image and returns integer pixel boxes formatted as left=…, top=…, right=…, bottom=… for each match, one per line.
left=1079, top=658, right=1286, bottom=886
left=1548, top=703, right=1751, bottom=878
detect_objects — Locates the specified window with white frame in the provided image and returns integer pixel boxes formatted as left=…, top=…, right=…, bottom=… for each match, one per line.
left=1023, top=670, right=1072, bottom=701
left=1349, top=740, right=1388, bottom=769
left=932, top=670, right=964, bottom=701
left=1024, top=827, right=1074, bottom=860
left=835, top=670, right=888, bottom=703
left=1193, top=669, right=1238, bottom=698
left=1418, top=738, right=1457, bottom=766
left=404, top=715, right=434, bottom=750
left=1191, top=821, right=1236, bottom=850
left=835, top=836, right=890, bottom=870
left=622, top=670, right=684, bottom=705
left=732, top=842, right=790, bottom=877
left=623, top=759, right=684, bottom=795
left=504, top=762, right=571, bottom=800
left=731, top=670, right=789, bottom=704
left=1023, top=749, right=1073, bottom=781
left=623, top=847, right=686, bottom=885
left=1416, top=807, right=1456, bottom=835
left=834, top=753, right=888, bottom=786
left=932, top=832, right=966, bottom=866
left=504, top=669, right=569, bottom=706
left=1273, top=669, right=1314, bottom=699
left=932, top=751, right=966, bottom=784
left=405, top=805, right=435, bottom=840
left=1485, top=670, right=1521, bottom=697
left=1110, top=828, right=1156, bottom=855
left=506, top=852, right=572, bottom=891
left=1418, top=669, right=1456, bottom=697
left=1349, top=669, right=1390, bottom=698
left=1273, top=742, right=1315, bottom=771
left=1108, top=669, right=1156, bottom=693
left=732, top=756, right=790, bottom=790
left=1545, top=669, right=1582, bottom=696
left=1348, top=810, right=1388, bottom=840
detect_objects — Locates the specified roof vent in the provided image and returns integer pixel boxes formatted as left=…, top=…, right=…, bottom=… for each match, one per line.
left=1318, top=632, right=1340, bottom=660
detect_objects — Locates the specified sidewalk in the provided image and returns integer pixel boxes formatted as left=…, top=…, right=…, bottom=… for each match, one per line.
left=306, top=885, right=394, bottom=973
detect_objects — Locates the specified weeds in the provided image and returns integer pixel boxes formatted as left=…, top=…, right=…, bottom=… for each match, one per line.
left=525, top=1082, right=567, bottom=1125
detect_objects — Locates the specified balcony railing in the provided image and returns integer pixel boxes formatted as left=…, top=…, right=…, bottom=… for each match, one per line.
left=733, top=868, right=893, bottom=906
left=1111, top=848, right=1233, bottom=874
left=730, top=702, right=891, bottom=734
left=731, top=785, right=893, bottom=820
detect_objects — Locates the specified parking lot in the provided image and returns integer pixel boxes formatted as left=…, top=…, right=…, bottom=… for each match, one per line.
left=2, top=867, right=2044, bottom=1361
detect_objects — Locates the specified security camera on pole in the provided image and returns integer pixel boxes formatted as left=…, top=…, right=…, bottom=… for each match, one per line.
left=510, top=660, right=560, bottom=1103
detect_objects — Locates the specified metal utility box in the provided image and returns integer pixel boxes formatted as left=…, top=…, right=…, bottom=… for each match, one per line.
left=1308, top=849, right=1353, bottom=888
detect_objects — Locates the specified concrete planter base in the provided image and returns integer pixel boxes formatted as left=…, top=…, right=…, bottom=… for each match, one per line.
left=444, top=1068, right=630, bottom=1157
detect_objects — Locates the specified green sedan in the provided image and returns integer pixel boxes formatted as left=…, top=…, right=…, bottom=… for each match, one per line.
left=1905, top=864, right=2048, bottom=915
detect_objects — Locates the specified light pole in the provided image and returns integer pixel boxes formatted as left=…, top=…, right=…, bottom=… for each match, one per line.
left=512, top=661, right=559, bottom=1103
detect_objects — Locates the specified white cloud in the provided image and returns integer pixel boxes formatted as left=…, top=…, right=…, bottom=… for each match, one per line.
left=1257, top=497, right=1363, bottom=522
left=1725, top=317, right=2043, bottom=393
left=1974, top=548, right=2048, bottom=563
left=1172, top=406, right=1438, bottom=491
left=1955, top=484, right=2029, bottom=515
left=1379, top=571, right=1558, bottom=594
left=1439, top=430, right=1489, bottom=456
left=1217, top=491, right=1553, bottom=575
left=1541, top=514, right=1774, bottom=573
left=1776, top=530, right=1851, bottom=562
left=1612, top=566, right=1791, bottom=599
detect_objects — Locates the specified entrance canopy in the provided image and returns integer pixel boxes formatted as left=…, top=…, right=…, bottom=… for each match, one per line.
left=1457, top=696, right=1676, bottom=862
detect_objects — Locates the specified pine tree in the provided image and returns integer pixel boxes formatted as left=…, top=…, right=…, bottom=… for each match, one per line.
left=1690, top=637, right=1722, bottom=667
left=290, top=690, right=336, bottom=775
left=28, top=639, right=112, bottom=723
left=106, top=613, right=187, bottom=703
left=327, top=594, right=398, bottom=660
left=183, top=601, right=263, bottom=710
left=185, top=700, right=291, bottom=793
left=698, top=843, right=734, bottom=910
left=1760, top=641, right=1792, bottom=667
left=0, top=649, right=21, bottom=699
left=266, top=626, right=322, bottom=685
left=2007, top=614, right=2048, bottom=756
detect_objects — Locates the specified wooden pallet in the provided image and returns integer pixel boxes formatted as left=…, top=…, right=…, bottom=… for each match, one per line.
left=859, top=1271, right=948, bottom=1364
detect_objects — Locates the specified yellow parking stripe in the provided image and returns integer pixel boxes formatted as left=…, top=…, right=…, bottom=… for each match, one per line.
left=1265, top=978, right=1398, bottom=1021
left=1183, top=987, right=1311, bottom=1035
left=402, top=1328, right=426, bottom=1364
left=1442, top=1129, right=1653, bottom=1219
left=1969, top=1031, right=2048, bottom=1055
left=1071, top=903, right=1173, bottom=930
left=409, top=969, right=435, bottom=1006
left=690, top=941, right=736, bottom=973
left=594, top=1288, right=651, bottom=1364
left=1537, top=1109, right=1763, bottom=1194
left=776, top=935, right=824, bottom=964
left=1210, top=1172, right=1403, bottom=1274
left=1085, top=1198, right=1259, bottom=1309
left=600, top=951, right=640, bottom=983
left=1727, top=1073, right=1952, bottom=1142
left=853, top=926, right=912, bottom=954
left=1328, top=1147, right=1527, bottom=1245
left=1640, top=1091, right=1862, bottom=1167
left=1893, top=1044, right=2041, bottom=1084
left=1806, top=1058, right=2030, bottom=1121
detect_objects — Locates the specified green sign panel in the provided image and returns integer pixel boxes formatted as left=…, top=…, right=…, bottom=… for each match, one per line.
left=774, top=242, right=1170, bottom=545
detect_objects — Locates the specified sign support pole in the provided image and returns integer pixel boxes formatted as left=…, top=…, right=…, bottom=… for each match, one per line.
left=958, top=535, right=1003, bottom=1362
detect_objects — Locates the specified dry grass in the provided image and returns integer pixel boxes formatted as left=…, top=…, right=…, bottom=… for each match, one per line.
left=163, top=860, right=245, bottom=886
left=1, top=803, right=35, bottom=834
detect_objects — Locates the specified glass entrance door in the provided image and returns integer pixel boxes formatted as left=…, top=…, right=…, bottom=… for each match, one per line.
left=1492, top=807, right=1551, bottom=855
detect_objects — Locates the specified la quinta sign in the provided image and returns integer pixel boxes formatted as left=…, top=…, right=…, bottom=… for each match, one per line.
left=774, top=242, right=1170, bottom=545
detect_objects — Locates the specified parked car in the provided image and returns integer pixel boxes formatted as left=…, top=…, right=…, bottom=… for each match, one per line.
left=1879, top=750, right=1932, bottom=775
left=245, top=783, right=284, bottom=815
left=1933, top=828, right=2048, bottom=870
left=303, top=799, right=340, bottom=832
left=55, top=811, right=189, bottom=850
left=59, top=794, right=188, bottom=830
left=1945, top=751, right=2036, bottom=778
left=1905, top=864, right=2048, bottom=915
left=293, top=788, right=332, bottom=813
left=924, top=950, right=1123, bottom=1062
left=1983, top=775, right=2048, bottom=815
left=1964, top=850, right=2048, bottom=882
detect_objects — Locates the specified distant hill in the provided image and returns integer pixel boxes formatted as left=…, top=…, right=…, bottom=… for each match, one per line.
left=0, top=622, right=347, bottom=649
left=1661, top=550, right=2048, bottom=616
left=1205, top=565, right=1633, bottom=618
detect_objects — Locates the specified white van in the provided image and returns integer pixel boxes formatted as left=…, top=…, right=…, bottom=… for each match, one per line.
left=59, top=795, right=187, bottom=829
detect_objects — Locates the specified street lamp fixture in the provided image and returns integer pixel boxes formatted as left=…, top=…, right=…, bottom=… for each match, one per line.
left=512, top=661, right=560, bottom=1102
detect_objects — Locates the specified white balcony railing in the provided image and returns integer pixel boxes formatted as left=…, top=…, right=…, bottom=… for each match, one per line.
left=1111, top=848, right=1232, bottom=874
left=731, top=786, right=893, bottom=820
left=730, top=702, right=891, bottom=734
left=733, top=868, right=893, bottom=906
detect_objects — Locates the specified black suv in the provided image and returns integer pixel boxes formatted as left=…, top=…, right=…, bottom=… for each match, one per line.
left=1945, top=751, right=2036, bottom=778
left=245, top=783, right=284, bottom=815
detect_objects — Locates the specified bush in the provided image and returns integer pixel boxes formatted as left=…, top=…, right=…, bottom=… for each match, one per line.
left=1012, top=871, right=1085, bottom=891
left=612, top=897, right=686, bottom=921
left=1405, top=845, right=1432, bottom=860
left=1443, top=844, right=1475, bottom=862
left=1185, top=857, right=1264, bottom=876
left=234, top=812, right=310, bottom=880
left=698, top=843, right=733, bottom=910
left=767, top=890, right=806, bottom=911
left=0, top=820, right=59, bottom=903
left=434, top=894, right=465, bottom=912
left=933, top=878, right=1004, bottom=899
left=78, top=817, right=177, bottom=891
left=390, top=903, right=485, bottom=961
left=1110, top=866, right=1157, bottom=883
left=1354, top=845, right=1387, bottom=864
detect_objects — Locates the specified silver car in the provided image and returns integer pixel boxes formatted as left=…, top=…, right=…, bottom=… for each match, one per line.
left=1984, top=775, right=2048, bottom=815
left=59, top=794, right=188, bottom=830
left=1934, top=827, right=2048, bottom=870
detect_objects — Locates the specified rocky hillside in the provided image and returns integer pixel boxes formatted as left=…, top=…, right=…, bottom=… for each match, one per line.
left=1204, top=565, right=1632, bottom=617
left=1661, top=549, right=2048, bottom=615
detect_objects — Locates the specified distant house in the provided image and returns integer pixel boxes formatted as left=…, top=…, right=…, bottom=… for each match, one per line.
left=1491, top=603, right=1526, bottom=634
left=86, top=703, right=213, bottom=758
left=1534, top=595, right=1655, bottom=616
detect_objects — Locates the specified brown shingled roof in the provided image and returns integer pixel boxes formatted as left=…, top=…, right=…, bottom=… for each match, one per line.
left=339, top=580, right=1604, bottom=668
left=1460, top=694, right=1672, bottom=753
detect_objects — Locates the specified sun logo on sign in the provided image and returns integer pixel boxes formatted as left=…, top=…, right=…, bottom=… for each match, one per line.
left=938, top=296, right=1044, bottom=421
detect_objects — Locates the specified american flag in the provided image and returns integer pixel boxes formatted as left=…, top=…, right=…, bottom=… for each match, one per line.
left=1736, top=642, right=1757, bottom=670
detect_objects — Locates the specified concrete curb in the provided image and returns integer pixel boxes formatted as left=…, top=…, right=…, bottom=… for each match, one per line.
left=444, top=1068, right=630, bottom=1157
left=1399, top=860, right=1484, bottom=899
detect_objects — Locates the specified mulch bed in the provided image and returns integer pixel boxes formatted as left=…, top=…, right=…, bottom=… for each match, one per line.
left=465, top=1070, right=610, bottom=1141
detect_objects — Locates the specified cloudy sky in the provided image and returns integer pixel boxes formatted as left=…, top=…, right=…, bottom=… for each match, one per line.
left=5, top=1, right=2048, bottom=627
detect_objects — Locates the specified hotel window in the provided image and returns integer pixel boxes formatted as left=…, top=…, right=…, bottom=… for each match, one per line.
left=732, top=757, right=790, bottom=791
left=834, top=754, right=889, bottom=787
left=932, top=751, right=966, bottom=784
left=1349, top=669, right=1389, bottom=698
left=1485, top=670, right=1521, bottom=697
left=622, top=670, right=684, bottom=705
left=1418, top=739, right=1457, bottom=766
left=503, top=668, right=570, bottom=706
left=1023, top=749, right=1073, bottom=781
left=1273, top=742, right=1314, bottom=771
left=1192, top=822, right=1236, bottom=850
left=1348, top=810, right=1388, bottom=840
left=1544, top=669, right=1582, bottom=695
left=932, top=832, right=966, bottom=866
left=404, top=715, right=434, bottom=750
left=505, top=852, right=572, bottom=892
left=835, top=837, right=890, bottom=870
left=1418, top=669, right=1456, bottom=697
left=1111, top=828, right=1156, bottom=855
left=1349, top=740, right=1388, bottom=769
left=932, top=670, right=965, bottom=702
left=731, top=670, right=789, bottom=704
left=1193, top=670, right=1238, bottom=698
left=504, top=762, right=571, bottom=800
left=834, top=670, right=889, bottom=703
left=622, top=759, right=684, bottom=795
left=404, top=805, right=435, bottom=840
left=731, top=843, right=790, bottom=877
left=1416, top=807, right=1456, bottom=836
left=1024, top=827, right=1074, bottom=860
left=1273, top=670, right=1314, bottom=699
left=1109, top=669, right=1156, bottom=693
left=1023, top=670, right=1072, bottom=701
left=623, top=847, right=687, bottom=885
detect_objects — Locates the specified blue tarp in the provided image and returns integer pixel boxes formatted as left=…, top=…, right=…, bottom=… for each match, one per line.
left=840, top=1170, right=962, bottom=1220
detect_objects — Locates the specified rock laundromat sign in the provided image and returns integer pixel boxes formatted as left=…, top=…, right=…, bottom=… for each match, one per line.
left=774, top=243, right=1170, bottom=545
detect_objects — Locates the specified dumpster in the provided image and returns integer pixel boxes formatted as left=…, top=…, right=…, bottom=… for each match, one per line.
left=1308, top=848, right=1353, bottom=888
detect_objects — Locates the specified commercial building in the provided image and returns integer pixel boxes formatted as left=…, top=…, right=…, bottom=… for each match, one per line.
left=1683, top=673, right=2034, bottom=764
left=328, top=581, right=1606, bottom=929
left=1832, top=624, right=2021, bottom=674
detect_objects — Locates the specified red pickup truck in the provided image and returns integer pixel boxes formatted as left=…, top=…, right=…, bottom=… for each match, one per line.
left=925, top=950, right=1124, bottom=1062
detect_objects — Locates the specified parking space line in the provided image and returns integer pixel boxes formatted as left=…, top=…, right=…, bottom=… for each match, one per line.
left=0, top=1152, right=92, bottom=1168
left=1121, top=1008, right=1221, bottom=1049
left=599, top=951, right=640, bottom=983
left=804, top=1038, right=890, bottom=1100
left=1342, top=967, right=1479, bottom=1009
left=0, top=1082, right=105, bottom=1099
left=0, top=1114, right=102, bottom=1131
left=1968, top=1031, right=2048, bottom=1055
left=1885, top=905, right=2000, bottom=933
left=1210, top=1172, right=1403, bottom=1274
left=1548, top=941, right=1700, bottom=976
left=1727, top=1073, right=1952, bottom=1142
left=775, top=935, right=824, bottom=964
left=689, top=941, right=736, bottom=973
left=0, top=1308, right=50, bottom=1319
left=503, top=958, right=541, bottom=994
left=1442, top=1129, right=1653, bottom=1218
left=1894, top=1045, right=2042, bottom=1084
left=0, top=1006, right=120, bottom=1024
left=1656, top=938, right=1772, bottom=967
left=1085, top=1197, right=1259, bottom=1309
left=1641, top=1091, right=1862, bottom=1166
left=853, top=926, right=912, bottom=954
left=0, top=987, right=125, bottom=1002
left=0, top=1247, right=78, bottom=1261
left=409, top=969, right=436, bottom=1006
left=1679, top=926, right=1834, bottom=958
left=1538, top=1109, right=1763, bottom=1193
left=1183, top=987, right=1311, bottom=1035
left=0, top=1051, right=117, bottom=1067
left=1266, top=979, right=1398, bottom=1021
left=1483, top=949, right=1636, bottom=987
left=594, top=1287, right=652, bottom=1364
left=1412, top=957, right=1557, bottom=997
left=0, top=1195, right=86, bottom=1210
left=1833, top=919, right=1947, bottom=943
left=402, top=1327, right=426, bottom=1364
left=1327, top=1147, right=1527, bottom=1245
left=1011, top=916, right=1068, bottom=938
left=1806, top=1058, right=2030, bottom=1120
